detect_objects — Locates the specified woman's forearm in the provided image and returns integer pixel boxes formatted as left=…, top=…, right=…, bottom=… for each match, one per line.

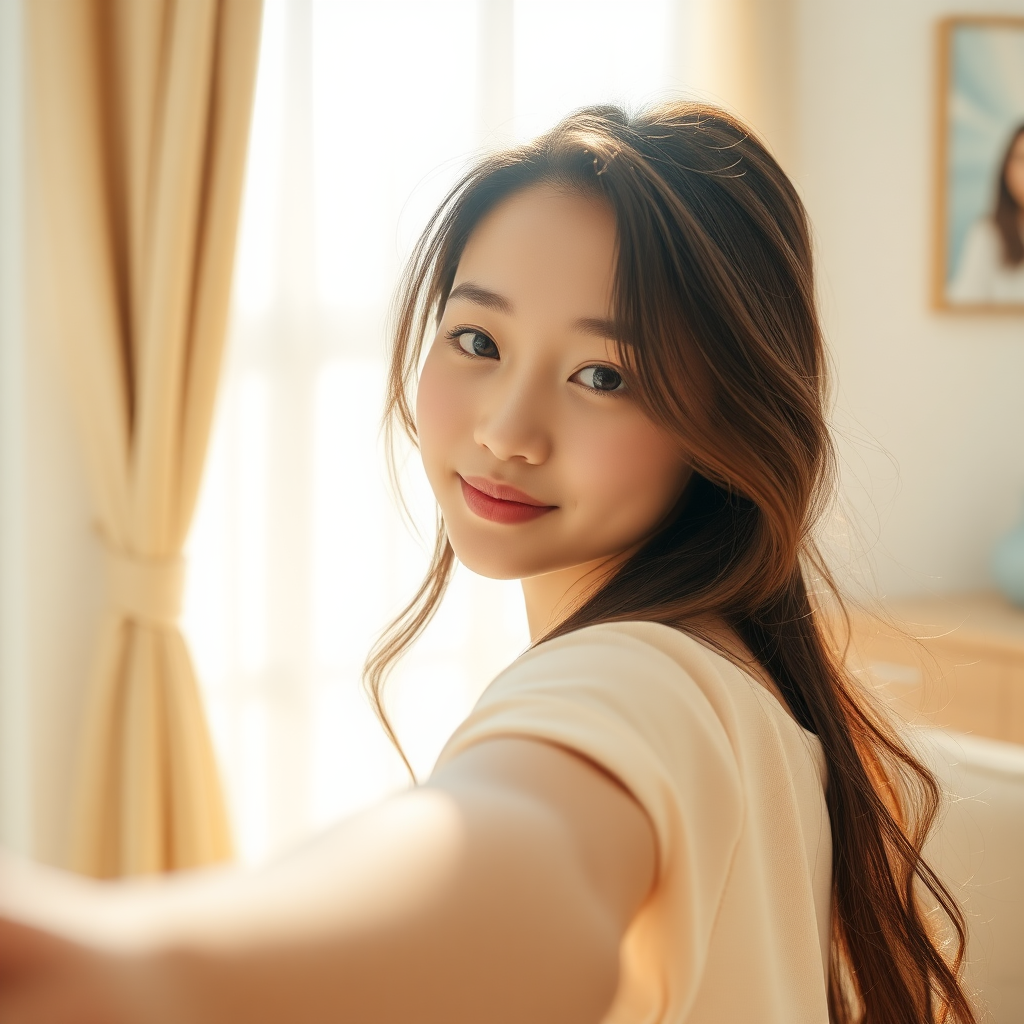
left=122, top=781, right=620, bottom=1024
left=1, top=738, right=652, bottom=1024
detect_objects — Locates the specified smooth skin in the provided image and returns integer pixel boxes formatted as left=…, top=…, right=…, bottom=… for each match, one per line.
left=0, top=185, right=694, bottom=1024
left=419, top=184, right=692, bottom=637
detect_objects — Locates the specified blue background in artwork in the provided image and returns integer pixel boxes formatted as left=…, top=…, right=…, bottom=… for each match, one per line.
left=947, top=24, right=1024, bottom=281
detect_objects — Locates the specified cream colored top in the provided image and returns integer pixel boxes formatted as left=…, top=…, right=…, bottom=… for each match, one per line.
left=435, top=621, right=832, bottom=1024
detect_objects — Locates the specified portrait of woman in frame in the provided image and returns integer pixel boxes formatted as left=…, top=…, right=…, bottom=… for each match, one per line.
left=939, top=16, right=1024, bottom=311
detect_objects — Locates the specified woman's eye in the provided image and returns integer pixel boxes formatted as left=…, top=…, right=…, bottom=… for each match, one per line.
left=455, top=331, right=499, bottom=359
left=574, top=365, right=625, bottom=393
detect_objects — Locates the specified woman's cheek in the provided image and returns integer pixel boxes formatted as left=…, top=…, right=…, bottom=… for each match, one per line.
left=566, top=411, right=686, bottom=533
left=416, top=347, right=461, bottom=473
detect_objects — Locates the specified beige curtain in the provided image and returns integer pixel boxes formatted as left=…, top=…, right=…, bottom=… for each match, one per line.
left=688, top=0, right=798, bottom=173
left=27, top=0, right=262, bottom=877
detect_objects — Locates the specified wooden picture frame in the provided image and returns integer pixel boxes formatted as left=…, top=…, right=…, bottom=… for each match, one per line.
left=935, top=16, right=1024, bottom=312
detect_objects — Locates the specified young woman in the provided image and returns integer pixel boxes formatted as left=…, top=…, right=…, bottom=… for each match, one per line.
left=949, top=122, right=1024, bottom=303
left=0, top=103, right=975, bottom=1024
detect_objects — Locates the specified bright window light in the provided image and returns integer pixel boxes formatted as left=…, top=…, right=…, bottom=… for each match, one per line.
left=184, top=0, right=688, bottom=864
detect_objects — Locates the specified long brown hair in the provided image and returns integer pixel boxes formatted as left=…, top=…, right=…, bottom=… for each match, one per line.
left=366, top=102, right=976, bottom=1024
left=994, top=123, right=1024, bottom=266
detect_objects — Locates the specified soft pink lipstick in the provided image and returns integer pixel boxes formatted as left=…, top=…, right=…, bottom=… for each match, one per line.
left=459, top=475, right=557, bottom=525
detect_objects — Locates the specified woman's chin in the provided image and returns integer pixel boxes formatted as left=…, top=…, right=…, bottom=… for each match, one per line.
left=451, top=547, right=533, bottom=582
left=446, top=531, right=552, bottom=583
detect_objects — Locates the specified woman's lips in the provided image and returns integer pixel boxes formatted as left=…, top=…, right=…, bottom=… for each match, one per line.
left=459, top=475, right=557, bottom=524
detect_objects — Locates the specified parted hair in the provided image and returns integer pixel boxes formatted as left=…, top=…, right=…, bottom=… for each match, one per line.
left=366, top=102, right=976, bottom=1024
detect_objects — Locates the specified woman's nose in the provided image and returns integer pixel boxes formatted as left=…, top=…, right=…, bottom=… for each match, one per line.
left=473, top=379, right=552, bottom=465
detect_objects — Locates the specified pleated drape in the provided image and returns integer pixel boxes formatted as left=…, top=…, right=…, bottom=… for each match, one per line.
left=689, top=0, right=798, bottom=172
left=27, top=0, right=263, bottom=876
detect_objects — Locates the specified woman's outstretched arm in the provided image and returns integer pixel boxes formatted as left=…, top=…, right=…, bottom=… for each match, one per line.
left=0, top=737, right=655, bottom=1024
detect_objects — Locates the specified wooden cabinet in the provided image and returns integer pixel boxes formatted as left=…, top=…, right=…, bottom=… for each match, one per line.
left=846, top=592, right=1024, bottom=746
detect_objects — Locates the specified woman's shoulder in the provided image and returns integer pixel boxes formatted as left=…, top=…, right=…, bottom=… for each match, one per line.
left=438, top=620, right=749, bottom=861
left=438, top=618, right=828, bottom=870
left=443, top=623, right=745, bottom=778
left=481, top=619, right=825, bottom=786
left=490, top=619, right=737, bottom=715
left=463, top=619, right=813, bottom=776
left=501, top=619, right=795, bottom=730
left=510, top=617, right=729, bottom=670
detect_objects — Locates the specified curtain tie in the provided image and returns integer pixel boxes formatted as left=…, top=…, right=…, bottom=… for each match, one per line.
left=105, top=548, right=186, bottom=627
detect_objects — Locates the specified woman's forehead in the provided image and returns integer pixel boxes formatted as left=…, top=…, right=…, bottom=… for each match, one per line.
left=453, top=185, right=618, bottom=319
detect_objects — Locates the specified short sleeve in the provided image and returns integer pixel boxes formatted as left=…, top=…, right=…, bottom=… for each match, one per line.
left=433, top=623, right=745, bottom=1021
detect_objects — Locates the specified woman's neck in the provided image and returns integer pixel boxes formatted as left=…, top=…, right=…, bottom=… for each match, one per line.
left=520, top=553, right=629, bottom=641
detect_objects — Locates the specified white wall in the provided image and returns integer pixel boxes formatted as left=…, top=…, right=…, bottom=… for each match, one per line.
left=795, top=0, right=1024, bottom=599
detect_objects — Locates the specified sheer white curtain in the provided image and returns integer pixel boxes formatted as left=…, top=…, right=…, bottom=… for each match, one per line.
left=183, top=0, right=690, bottom=864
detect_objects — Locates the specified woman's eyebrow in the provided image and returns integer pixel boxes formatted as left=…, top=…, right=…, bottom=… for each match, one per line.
left=573, top=315, right=622, bottom=341
left=448, top=283, right=622, bottom=342
left=447, top=282, right=514, bottom=314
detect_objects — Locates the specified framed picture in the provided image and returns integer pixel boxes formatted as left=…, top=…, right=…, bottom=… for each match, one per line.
left=936, top=17, right=1024, bottom=311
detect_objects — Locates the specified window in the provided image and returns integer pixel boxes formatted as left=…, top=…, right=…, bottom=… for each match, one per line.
left=183, top=0, right=690, bottom=863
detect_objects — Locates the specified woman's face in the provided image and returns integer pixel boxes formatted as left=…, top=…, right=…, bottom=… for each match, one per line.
left=1006, top=133, right=1024, bottom=208
left=416, top=184, right=691, bottom=584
